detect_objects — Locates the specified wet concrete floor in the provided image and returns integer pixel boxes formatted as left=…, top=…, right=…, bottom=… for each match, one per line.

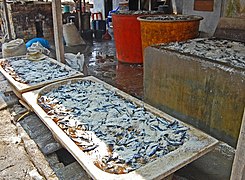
left=64, top=32, right=144, bottom=100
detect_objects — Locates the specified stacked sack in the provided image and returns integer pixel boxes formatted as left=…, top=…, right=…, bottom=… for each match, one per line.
left=2, top=39, right=27, bottom=58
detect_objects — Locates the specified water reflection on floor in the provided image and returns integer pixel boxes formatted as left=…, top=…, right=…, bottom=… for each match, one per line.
left=65, top=38, right=143, bottom=100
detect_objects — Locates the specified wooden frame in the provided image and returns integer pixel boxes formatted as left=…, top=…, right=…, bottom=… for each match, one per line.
left=22, top=76, right=218, bottom=180
left=230, top=108, right=245, bottom=180
left=0, top=56, right=83, bottom=95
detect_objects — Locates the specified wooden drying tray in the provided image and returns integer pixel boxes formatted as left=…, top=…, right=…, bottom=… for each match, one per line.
left=0, top=56, right=83, bottom=99
left=22, top=76, right=219, bottom=180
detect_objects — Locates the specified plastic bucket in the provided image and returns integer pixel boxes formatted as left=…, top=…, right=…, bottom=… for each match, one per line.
left=112, top=14, right=143, bottom=64
left=138, top=15, right=203, bottom=53
left=63, top=5, right=70, bottom=13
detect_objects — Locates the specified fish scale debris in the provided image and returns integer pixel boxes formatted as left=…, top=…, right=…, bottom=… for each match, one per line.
left=38, top=79, right=189, bottom=174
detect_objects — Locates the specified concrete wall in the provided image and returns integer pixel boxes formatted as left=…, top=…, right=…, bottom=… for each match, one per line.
left=224, top=0, right=245, bottom=17
left=175, top=0, right=183, bottom=14
left=144, top=47, right=245, bottom=147
left=176, top=142, right=235, bottom=180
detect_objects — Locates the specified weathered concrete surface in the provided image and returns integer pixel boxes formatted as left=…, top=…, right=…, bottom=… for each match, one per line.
left=19, top=112, right=62, bottom=155
left=0, top=108, right=42, bottom=179
left=176, top=142, right=234, bottom=180
left=56, top=162, right=91, bottom=180
left=18, top=109, right=91, bottom=180
left=224, top=0, right=245, bottom=17
left=214, top=17, right=245, bottom=42
left=144, top=47, right=245, bottom=147
left=17, top=122, right=58, bottom=180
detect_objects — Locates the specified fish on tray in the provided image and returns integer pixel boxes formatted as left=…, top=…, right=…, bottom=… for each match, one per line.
left=0, top=56, right=79, bottom=85
left=38, top=80, right=190, bottom=174
left=157, top=38, right=245, bottom=69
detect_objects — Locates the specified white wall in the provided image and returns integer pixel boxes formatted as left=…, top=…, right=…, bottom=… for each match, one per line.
left=182, top=0, right=223, bottom=36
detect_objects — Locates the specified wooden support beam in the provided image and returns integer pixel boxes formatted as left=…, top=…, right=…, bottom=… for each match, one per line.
left=52, top=0, right=65, bottom=63
left=78, top=0, right=82, bottom=31
left=2, top=0, right=12, bottom=40
left=83, top=0, right=86, bottom=13
left=230, top=108, right=245, bottom=180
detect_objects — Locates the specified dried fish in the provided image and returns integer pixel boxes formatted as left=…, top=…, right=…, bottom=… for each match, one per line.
left=158, top=38, right=245, bottom=69
left=38, top=80, right=190, bottom=174
left=0, top=56, right=79, bottom=85
left=143, top=15, right=200, bottom=21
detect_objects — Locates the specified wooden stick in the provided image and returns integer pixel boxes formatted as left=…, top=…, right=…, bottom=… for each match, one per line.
left=78, top=0, right=82, bottom=31
left=2, top=0, right=12, bottom=40
left=230, top=108, right=245, bottom=180
left=52, top=0, right=65, bottom=63
left=83, top=0, right=86, bottom=13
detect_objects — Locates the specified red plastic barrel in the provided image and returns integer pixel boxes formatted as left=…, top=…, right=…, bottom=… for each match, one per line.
left=112, top=14, right=143, bottom=64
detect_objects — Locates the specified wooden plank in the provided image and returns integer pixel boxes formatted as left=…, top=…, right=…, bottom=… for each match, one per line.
left=2, top=0, right=12, bottom=40
left=22, top=76, right=219, bottom=180
left=52, top=0, right=65, bottom=63
left=230, top=108, right=245, bottom=180
left=0, top=56, right=83, bottom=94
